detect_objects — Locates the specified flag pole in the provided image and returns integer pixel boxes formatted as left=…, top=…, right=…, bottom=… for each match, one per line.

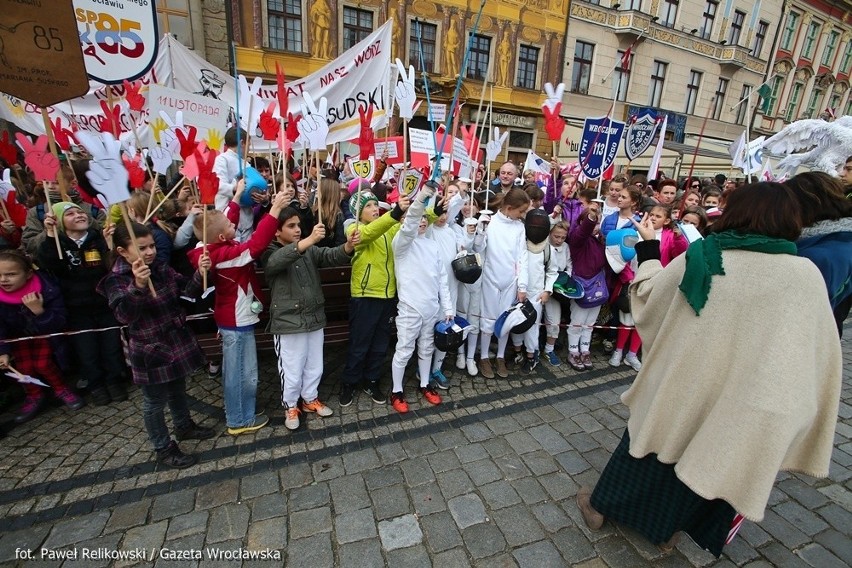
left=600, top=28, right=647, bottom=86
left=743, top=91, right=754, bottom=184
left=686, top=96, right=715, bottom=184
left=596, top=71, right=622, bottom=201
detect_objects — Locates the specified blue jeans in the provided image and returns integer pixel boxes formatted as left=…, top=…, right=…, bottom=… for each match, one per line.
left=220, top=328, right=259, bottom=428
left=141, top=378, right=192, bottom=452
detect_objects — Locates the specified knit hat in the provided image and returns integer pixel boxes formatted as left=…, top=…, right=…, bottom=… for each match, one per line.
left=51, top=202, right=83, bottom=234
left=348, top=177, right=371, bottom=195
left=349, top=191, right=378, bottom=218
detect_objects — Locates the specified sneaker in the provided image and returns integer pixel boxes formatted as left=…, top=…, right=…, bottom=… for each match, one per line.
left=106, top=382, right=128, bottom=402
left=57, top=389, right=85, bottom=411
left=512, top=351, right=525, bottom=366
left=430, top=370, right=450, bottom=390
left=567, top=352, right=584, bottom=371
left=521, top=357, right=534, bottom=374
left=284, top=406, right=301, bottom=430
left=364, top=382, right=386, bottom=404
left=455, top=353, right=466, bottom=370
left=390, top=391, right=409, bottom=413
left=420, top=385, right=442, bottom=405
left=339, top=385, right=355, bottom=407
left=480, top=358, right=494, bottom=379
left=175, top=421, right=216, bottom=441
left=227, top=413, right=269, bottom=436
left=602, top=339, right=615, bottom=354
left=301, top=398, right=334, bottom=417
left=156, top=441, right=198, bottom=469
left=608, top=350, right=623, bottom=367
left=545, top=350, right=561, bottom=366
left=14, top=396, right=45, bottom=424
left=581, top=352, right=593, bottom=370
left=90, top=387, right=111, bottom=406
left=466, top=359, right=478, bottom=377
left=76, top=377, right=89, bottom=390
left=624, top=353, right=642, bottom=372
left=495, top=358, right=509, bottom=378
left=207, top=361, right=221, bottom=378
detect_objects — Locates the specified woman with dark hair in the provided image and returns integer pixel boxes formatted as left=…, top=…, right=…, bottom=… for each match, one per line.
left=784, top=171, right=852, bottom=336
left=576, top=182, right=842, bottom=557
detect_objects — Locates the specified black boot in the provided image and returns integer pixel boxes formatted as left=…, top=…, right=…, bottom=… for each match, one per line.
left=175, top=421, right=216, bottom=441
left=156, top=441, right=198, bottom=469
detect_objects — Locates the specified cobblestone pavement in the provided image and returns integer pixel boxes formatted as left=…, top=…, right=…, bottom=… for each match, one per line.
left=0, top=325, right=849, bottom=568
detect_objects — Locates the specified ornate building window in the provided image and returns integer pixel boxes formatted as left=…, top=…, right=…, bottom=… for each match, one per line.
left=685, top=70, right=702, bottom=114
left=572, top=41, right=594, bottom=94
left=342, top=6, right=373, bottom=50
left=156, top=0, right=192, bottom=48
left=409, top=20, right=437, bottom=73
left=517, top=45, right=539, bottom=90
left=268, top=0, right=302, bottom=52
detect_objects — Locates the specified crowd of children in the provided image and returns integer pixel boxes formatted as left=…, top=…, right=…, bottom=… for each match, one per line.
left=1, top=136, right=848, bottom=469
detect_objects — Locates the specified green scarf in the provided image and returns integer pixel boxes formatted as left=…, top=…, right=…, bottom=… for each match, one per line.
left=678, top=230, right=797, bottom=315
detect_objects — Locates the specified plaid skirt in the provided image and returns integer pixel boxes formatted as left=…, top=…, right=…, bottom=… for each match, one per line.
left=590, top=430, right=736, bottom=557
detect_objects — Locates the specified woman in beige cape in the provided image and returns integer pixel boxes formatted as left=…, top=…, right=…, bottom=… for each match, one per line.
left=576, top=182, right=842, bottom=556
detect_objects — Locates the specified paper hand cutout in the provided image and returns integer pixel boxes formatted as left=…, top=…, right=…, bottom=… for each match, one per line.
left=394, top=59, right=417, bottom=121
left=149, top=145, right=173, bottom=176
left=123, top=155, right=146, bottom=189
left=542, top=102, right=565, bottom=142
left=0, top=169, right=12, bottom=200
left=158, top=110, right=186, bottom=158
left=50, top=118, right=78, bottom=152
left=5, top=370, right=48, bottom=387
left=297, top=93, right=329, bottom=150
left=358, top=106, right=374, bottom=160
left=194, top=146, right=219, bottom=205
left=485, top=127, right=509, bottom=163
left=123, top=79, right=146, bottom=112
left=259, top=101, right=281, bottom=141
left=0, top=132, right=18, bottom=166
left=237, top=75, right=264, bottom=135
left=460, top=124, right=481, bottom=161
left=16, top=133, right=59, bottom=182
left=74, top=131, right=130, bottom=206
left=275, top=62, right=289, bottom=120
left=543, top=82, right=565, bottom=113
left=176, top=127, right=200, bottom=161
left=97, top=100, right=124, bottom=136
left=205, top=129, right=224, bottom=152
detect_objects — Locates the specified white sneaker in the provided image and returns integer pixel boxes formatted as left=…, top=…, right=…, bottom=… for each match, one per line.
left=608, top=350, right=623, bottom=367
left=466, top=358, right=478, bottom=376
left=284, top=406, right=300, bottom=430
left=624, top=353, right=642, bottom=371
left=456, top=353, right=466, bottom=370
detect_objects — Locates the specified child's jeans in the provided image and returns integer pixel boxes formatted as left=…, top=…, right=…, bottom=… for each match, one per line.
left=140, top=378, right=193, bottom=451
left=220, top=327, right=259, bottom=428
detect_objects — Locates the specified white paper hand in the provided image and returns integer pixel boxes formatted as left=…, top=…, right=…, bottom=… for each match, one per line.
left=543, top=82, right=565, bottom=113
left=75, top=131, right=131, bottom=206
left=0, top=169, right=12, bottom=201
left=297, top=92, right=330, bottom=150
left=394, top=59, right=417, bottom=121
left=485, top=127, right=509, bottom=162
left=158, top=110, right=185, bottom=158
left=149, top=145, right=173, bottom=175
left=238, top=75, right=265, bottom=135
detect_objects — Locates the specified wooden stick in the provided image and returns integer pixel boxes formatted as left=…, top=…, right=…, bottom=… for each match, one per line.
left=202, top=207, right=208, bottom=290
left=142, top=176, right=186, bottom=223
left=0, top=199, right=9, bottom=221
left=315, top=149, right=322, bottom=226
left=42, top=184, right=63, bottom=258
left=40, top=109, right=69, bottom=202
left=119, top=201, right=157, bottom=297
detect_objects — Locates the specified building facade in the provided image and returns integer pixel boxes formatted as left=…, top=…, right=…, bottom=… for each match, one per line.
left=155, top=0, right=229, bottom=70
left=560, top=0, right=787, bottom=178
left=755, top=0, right=852, bottom=137
left=210, top=0, right=570, bottom=165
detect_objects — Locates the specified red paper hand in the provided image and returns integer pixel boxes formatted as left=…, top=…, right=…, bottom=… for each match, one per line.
left=97, top=100, right=124, bottom=136
left=176, top=127, right=199, bottom=160
left=460, top=124, right=480, bottom=161
left=358, top=106, right=374, bottom=160
left=286, top=113, right=301, bottom=143
left=542, top=102, right=565, bottom=142
left=123, top=79, right=145, bottom=112
left=275, top=62, right=289, bottom=120
left=123, top=155, right=146, bottom=189
left=5, top=192, right=27, bottom=227
left=15, top=133, right=59, bottom=182
left=193, top=146, right=219, bottom=205
left=259, top=101, right=281, bottom=141
left=50, top=118, right=78, bottom=152
left=0, top=132, right=18, bottom=166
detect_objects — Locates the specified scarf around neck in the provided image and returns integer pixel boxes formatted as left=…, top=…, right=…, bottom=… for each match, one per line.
left=0, top=273, right=42, bottom=305
left=678, top=230, right=797, bottom=315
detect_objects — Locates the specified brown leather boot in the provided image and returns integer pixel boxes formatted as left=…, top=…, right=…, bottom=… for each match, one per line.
left=479, top=358, right=494, bottom=379
left=495, top=357, right=509, bottom=377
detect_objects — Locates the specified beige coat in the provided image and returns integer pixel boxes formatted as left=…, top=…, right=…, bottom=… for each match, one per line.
left=625, top=249, right=842, bottom=521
